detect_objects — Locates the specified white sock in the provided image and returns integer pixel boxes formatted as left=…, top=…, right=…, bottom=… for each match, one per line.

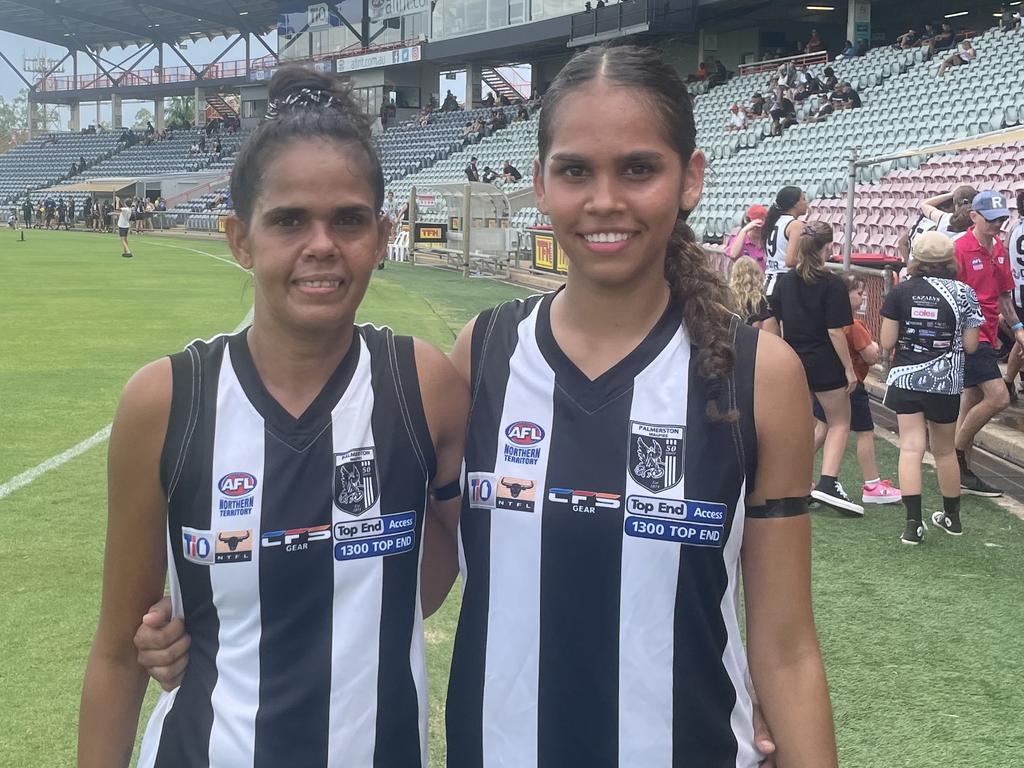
left=865, top=477, right=880, bottom=486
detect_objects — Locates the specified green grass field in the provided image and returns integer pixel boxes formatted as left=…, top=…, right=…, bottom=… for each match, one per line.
left=1, top=229, right=1022, bottom=767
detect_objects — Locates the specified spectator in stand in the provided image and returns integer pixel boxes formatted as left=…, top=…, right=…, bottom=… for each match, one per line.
left=498, top=93, right=511, bottom=107
left=803, top=93, right=835, bottom=123
left=749, top=92, right=767, bottom=117
left=515, top=104, right=529, bottom=121
left=1000, top=4, right=1022, bottom=30
left=926, top=22, right=956, bottom=58
left=895, top=28, right=919, bottom=49
left=776, top=62, right=797, bottom=89
left=806, top=28, right=824, bottom=53
left=938, top=40, right=976, bottom=75
left=465, top=156, right=480, bottom=182
left=482, top=91, right=496, bottom=108
left=854, top=38, right=869, bottom=57
left=881, top=232, right=982, bottom=544
left=708, top=58, right=729, bottom=87
left=686, top=61, right=708, bottom=83
left=830, top=82, right=861, bottom=109
left=792, top=81, right=813, bottom=103
left=818, top=66, right=838, bottom=92
left=501, top=159, right=522, bottom=184
left=813, top=272, right=901, bottom=507
left=796, top=64, right=819, bottom=93
left=442, top=90, right=460, bottom=111
left=918, top=22, right=938, bottom=48
left=768, top=86, right=796, bottom=135
left=954, top=191, right=1021, bottom=497
left=489, top=108, right=508, bottom=132
left=840, top=40, right=856, bottom=58
left=481, top=165, right=499, bottom=184
left=726, top=204, right=768, bottom=271
left=725, top=103, right=747, bottom=131
left=766, top=222, right=864, bottom=515
left=729, top=256, right=771, bottom=327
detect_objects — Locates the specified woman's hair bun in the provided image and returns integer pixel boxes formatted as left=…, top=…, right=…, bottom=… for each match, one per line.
left=265, top=66, right=370, bottom=136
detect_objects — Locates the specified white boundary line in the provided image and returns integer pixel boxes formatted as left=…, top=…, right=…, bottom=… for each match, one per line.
left=0, top=243, right=253, bottom=502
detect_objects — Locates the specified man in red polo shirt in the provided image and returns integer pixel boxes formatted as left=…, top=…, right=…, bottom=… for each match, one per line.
left=954, top=191, right=1023, bottom=496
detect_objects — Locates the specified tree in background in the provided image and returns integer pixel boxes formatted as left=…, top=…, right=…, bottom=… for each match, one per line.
left=133, top=107, right=154, bottom=129
left=165, top=96, right=195, bottom=131
left=0, top=94, right=25, bottom=153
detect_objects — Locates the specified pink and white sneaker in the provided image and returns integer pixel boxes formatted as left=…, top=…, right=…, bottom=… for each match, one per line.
left=862, top=479, right=902, bottom=505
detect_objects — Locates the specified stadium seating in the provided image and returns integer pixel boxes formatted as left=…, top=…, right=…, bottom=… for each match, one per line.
left=691, top=25, right=1024, bottom=246
left=0, top=131, right=122, bottom=205
left=809, top=140, right=1024, bottom=257
left=79, top=128, right=242, bottom=178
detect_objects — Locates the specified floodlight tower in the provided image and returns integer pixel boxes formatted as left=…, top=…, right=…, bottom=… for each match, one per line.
left=23, top=52, right=66, bottom=132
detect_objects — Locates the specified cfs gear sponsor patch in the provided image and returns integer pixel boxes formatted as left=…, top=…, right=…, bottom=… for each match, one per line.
left=467, top=472, right=497, bottom=509
left=624, top=496, right=727, bottom=548
left=547, top=487, right=621, bottom=514
left=333, top=446, right=379, bottom=516
left=261, top=525, right=332, bottom=553
left=182, top=526, right=253, bottom=564
left=628, top=421, right=684, bottom=493
left=496, top=476, right=537, bottom=512
left=333, top=511, right=417, bottom=561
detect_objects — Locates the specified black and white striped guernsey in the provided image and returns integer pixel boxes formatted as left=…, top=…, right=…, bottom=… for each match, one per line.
left=138, top=325, right=435, bottom=768
left=447, top=291, right=764, bottom=768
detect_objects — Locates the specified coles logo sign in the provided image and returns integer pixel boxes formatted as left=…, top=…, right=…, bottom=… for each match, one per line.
left=219, top=472, right=257, bottom=498
left=505, top=421, right=545, bottom=446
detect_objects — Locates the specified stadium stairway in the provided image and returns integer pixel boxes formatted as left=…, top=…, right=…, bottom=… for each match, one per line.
left=691, top=24, right=1024, bottom=245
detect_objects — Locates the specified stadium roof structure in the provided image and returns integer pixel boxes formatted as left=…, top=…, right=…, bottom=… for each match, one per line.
left=0, top=1, right=279, bottom=50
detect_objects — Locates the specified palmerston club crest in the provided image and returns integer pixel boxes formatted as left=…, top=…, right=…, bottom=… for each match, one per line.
left=333, top=447, right=380, bottom=516
left=628, top=421, right=684, bottom=493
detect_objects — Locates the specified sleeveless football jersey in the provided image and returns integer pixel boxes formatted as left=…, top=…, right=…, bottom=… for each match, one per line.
left=1008, top=220, right=1024, bottom=309
left=764, top=214, right=794, bottom=297
left=138, top=325, right=435, bottom=768
left=447, top=292, right=765, bottom=768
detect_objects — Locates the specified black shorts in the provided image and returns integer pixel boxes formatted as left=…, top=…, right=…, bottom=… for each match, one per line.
left=118, top=227, right=130, bottom=238
left=799, top=351, right=847, bottom=393
left=883, top=385, right=961, bottom=424
left=814, top=382, right=873, bottom=431
left=964, top=343, right=1002, bottom=389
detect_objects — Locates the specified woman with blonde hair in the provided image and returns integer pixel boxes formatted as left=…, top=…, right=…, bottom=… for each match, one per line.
left=730, top=255, right=770, bottom=326
left=768, top=222, right=863, bottom=515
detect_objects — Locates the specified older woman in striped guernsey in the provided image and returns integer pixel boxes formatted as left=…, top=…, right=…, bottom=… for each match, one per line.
left=78, top=67, right=467, bottom=768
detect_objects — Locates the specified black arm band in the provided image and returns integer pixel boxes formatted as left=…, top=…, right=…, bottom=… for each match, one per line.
left=432, top=479, right=461, bottom=501
left=746, top=497, right=809, bottom=519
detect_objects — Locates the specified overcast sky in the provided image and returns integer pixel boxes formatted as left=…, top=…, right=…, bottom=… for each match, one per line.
left=0, top=30, right=275, bottom=128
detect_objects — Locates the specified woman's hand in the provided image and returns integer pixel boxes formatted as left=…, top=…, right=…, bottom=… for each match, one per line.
left=846, top=367, right=859, bottom=393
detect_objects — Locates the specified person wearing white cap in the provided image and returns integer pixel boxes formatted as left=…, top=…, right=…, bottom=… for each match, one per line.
left=953, top=190, right=1021, bottom=497
left=881, top=232, right=982, bottom=544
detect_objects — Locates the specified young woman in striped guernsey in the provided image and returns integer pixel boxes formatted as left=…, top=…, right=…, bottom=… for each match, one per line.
left=132, top=46, right=836, bottom=767
left=78, top=67, right=467, bottom=768
left=443, top=45, right=836, bottom=767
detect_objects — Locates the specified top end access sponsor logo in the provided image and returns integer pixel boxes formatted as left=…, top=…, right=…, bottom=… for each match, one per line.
left=505, top=421, right=545, bottom=446
left=219, top=472, right=257, bottom=498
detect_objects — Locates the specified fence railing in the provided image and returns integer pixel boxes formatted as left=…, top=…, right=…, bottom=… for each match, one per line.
left=737, top=50, right=829, bottom=77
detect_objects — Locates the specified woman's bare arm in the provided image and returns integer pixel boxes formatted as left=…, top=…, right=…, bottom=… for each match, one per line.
left=79, top=359, right=172, bottom=768
left=742, top=333, right=838, bottom=768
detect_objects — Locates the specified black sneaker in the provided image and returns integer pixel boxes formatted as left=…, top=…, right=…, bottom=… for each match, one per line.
left=122, top=251, right=133, bottom=258
left=960, top=469, right=1002, bottom=497
left=901, top=519, right=925, bottom=545
left=931, top=511, right=963, bottom=536
left=811, top=478, right=865, bottom=516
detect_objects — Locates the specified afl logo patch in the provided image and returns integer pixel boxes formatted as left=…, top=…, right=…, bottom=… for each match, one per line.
left=505, top=421, right=545, bottom=446
left=219, top=472, right=257, bottom=497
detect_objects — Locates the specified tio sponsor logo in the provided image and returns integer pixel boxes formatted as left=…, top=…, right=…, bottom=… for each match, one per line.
left=547, top=487, right=621, bottom=514
left=219, top=472, right=257, bottom=498
left=467, top=472, right=496, bottom=509
left=504, top=421, right=545, bottom=446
